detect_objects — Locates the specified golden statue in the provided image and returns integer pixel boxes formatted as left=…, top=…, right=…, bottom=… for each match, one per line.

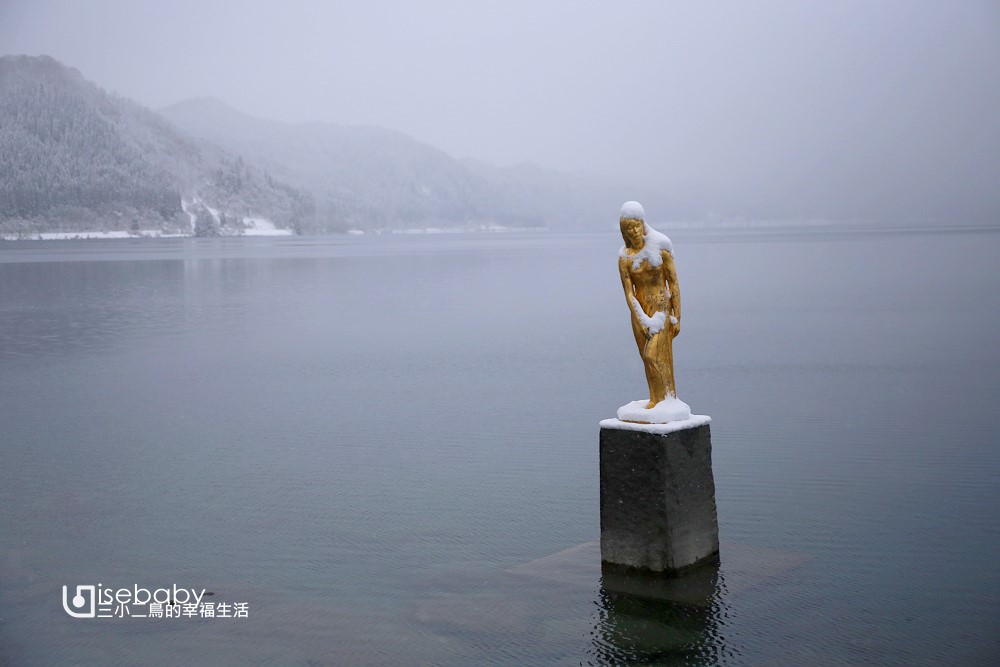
left=617, top=201, right=691, bottom=423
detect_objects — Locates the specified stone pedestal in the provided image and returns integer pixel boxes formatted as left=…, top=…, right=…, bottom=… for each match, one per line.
left=599, top=421, right=719, bottom=573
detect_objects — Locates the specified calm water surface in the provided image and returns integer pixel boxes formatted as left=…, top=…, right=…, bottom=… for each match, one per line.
left=1, top=229, right=998, bottom=665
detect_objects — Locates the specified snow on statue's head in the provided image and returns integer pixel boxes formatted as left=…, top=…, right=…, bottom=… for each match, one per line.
left=619, top=200, right=646, bottom=249
left=620, top=201, right=645, bottom=221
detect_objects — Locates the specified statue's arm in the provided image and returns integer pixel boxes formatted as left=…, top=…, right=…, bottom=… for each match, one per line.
left=618, top=258, right=639, bottom=325
left=662, top=250, right=681, bottom=335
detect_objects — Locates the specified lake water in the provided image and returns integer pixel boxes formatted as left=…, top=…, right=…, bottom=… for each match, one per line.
left=1, top=228, right=998, bottom=666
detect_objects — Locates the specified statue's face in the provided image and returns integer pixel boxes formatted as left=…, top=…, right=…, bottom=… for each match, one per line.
left=620, top=218, right=645, bottom=248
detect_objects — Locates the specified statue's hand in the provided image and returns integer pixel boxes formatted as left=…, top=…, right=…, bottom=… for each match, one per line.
left=670, top=315, right=680, bottom=337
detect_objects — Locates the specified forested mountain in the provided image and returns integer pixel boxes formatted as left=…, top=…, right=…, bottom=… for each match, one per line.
left=0, top=55, right=311, bottom=236
left=162, top=98, right=694, bottom=232
left=1, top=54, right=692, bottom=237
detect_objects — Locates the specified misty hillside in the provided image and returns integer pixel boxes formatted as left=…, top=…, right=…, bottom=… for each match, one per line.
left=0, top=55, right=312, bottom=236
left=162, top=98, right=694, bottom=232
left=0, top=54, right=693, bottom=237
left=162, top=97, right=498, bottom=231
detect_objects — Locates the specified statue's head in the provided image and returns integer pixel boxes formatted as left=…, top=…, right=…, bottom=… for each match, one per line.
left=619, top=201, right=646, bottom=249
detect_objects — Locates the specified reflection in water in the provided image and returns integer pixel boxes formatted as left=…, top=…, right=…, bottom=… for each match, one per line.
left=589, top=560, right=734, bottom=665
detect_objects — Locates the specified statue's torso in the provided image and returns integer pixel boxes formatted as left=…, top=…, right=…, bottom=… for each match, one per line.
left=623, top=254, right=670, bottom=315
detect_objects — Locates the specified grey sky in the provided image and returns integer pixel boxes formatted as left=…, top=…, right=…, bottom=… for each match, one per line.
left=2, top=0, right=998, bottom=221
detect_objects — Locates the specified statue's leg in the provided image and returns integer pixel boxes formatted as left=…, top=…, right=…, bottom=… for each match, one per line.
left=662, top=331, right=676, bottom=398
left=644, top=331, right=672, bottom=406
left=631, top=318, right=658, bottom=404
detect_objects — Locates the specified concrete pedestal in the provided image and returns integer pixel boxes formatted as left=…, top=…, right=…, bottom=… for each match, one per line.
left=599, top=422, right=719, bottom=574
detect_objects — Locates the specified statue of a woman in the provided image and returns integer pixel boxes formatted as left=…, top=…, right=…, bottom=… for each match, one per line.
left=617, top=201, right=690, bottom=422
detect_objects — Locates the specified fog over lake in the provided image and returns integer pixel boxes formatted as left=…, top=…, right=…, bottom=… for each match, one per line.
left=2, top=0, right=998, bottom=224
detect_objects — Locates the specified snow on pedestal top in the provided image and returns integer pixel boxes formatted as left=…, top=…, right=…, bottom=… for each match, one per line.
left=617, top=397, right=692, bottom=423
left=599, top=414, right=711, bottom=435
left=619, top=201, right=645, bottom=220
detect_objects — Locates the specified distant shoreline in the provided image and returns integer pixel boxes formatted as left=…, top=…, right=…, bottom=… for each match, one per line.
left=0, top=224, right=542, bottom=241
left=3, top=221, right=997, bottom=242
left=0, top=229, right=295, bottom=241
